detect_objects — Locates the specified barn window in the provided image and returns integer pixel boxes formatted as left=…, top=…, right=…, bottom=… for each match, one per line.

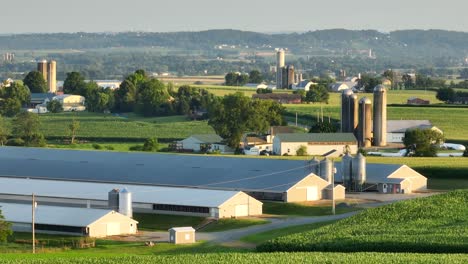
left=153, top=204, right=209, bottom=214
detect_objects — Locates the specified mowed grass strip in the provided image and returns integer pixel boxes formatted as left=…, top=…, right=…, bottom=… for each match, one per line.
left=200, top=218, right=270, bottom=233
left=132, top=213, right=205, bottom=231
left=263, top=202, right=358, bottom=216
left=258, top=190, right=468, bottom=253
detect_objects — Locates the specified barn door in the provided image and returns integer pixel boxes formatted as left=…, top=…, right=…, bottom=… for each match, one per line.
left=306, top=186, right=319, bottom=201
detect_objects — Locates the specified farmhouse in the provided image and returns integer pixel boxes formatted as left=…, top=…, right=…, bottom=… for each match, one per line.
left=0, top=203, right=138, bottom=237
left=0, top=178, right=263, bottom=219
left=178, top=134, right=234, bottom=153
left=0, top=147, right=344, bottom=202
left=273, top=133, right=358, bottom=157
left=386, top=120, right=442, bottom=143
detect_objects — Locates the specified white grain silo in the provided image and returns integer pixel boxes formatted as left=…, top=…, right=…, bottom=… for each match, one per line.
left=373, top=85, right=387, bottom=146
left=119, top=188, right=133, bottom=218
left=319, top=158, right=333, bottom=184
left=352, top=153, right=366, bottom=190
left=276, top=49, right=285, bottom=89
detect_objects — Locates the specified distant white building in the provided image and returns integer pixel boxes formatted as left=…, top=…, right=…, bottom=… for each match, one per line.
left=292, top=80, right=317, bottom=91
left=330, top=81, right=358, bottom=92
left=386, top=120, right=443, bottom=143
left=178, top=134, right=234, bottom=154
left=52, top=94, right=86, bottom=112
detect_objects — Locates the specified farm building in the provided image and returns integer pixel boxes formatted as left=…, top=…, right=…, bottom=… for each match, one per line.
left=0, top=147, right=344, bottom=202
left=169, top=227, right=196, bottom=244
left=0, top=178, right=263, bottom=218
left=52, top=94, right=86, bottom=112
left=407, top=97, right=430, bottom=105
left=178, top=134, right=234, bottom=153
left=292, top=80, right=317, bottom=91
left=335, top=163, right=427, bottom=194
left=386, top=120, right=442, bottom=143
left=0, top=203, right=138, bottom=237
left=272, top=133, right=358, bottom=157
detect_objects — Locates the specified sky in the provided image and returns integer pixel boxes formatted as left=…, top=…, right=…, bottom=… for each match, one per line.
left=2, top=0, right=468, bottom=33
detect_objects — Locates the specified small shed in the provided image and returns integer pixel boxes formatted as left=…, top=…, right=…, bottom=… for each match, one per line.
left=169, top=227, right=196, bottom=244
left=323, top=184, right=346, bottom=200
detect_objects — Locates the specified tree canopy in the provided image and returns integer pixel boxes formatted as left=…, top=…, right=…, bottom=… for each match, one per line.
left=11, top=111, right=46, bottom=147
left=0, top=207, right=12, bottom=242
left=23, top=71, right=47, bottom=93
left=63, top=72, right=86, bottom=94
left=208, top=93, right=285, bottom=148
left=305, top=85, right=329, bottom=104
left=403, top=128, right=444, bottom=157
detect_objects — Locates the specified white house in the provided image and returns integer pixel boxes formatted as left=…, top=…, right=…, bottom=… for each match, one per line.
left=273, top=133, right=358, bottom=157
left=178, top=134, right=234, bottom=153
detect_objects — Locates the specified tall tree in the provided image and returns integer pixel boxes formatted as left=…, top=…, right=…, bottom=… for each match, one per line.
left=357, top=74, right=382, bottom=92
left=12, top=111, right=46, bottom=147
left=436, top=87, right=456, bottom=103
left=249, top=70, right=263, bottom=83
left=135, top=79, right=171, bottom=116
left=403, top=128, right=444, bottom=157
left=46, top=100, right=63, bottom=113
left=305, top=85, right=329, bottom=104
left=208, top=93, right=284, bottom=148
left=3, top=82, right=30, bottom=104
left=0, top=208, right=12, bottom=243
left=63, top=72, right=86, bottom=95
left=23, top=71, right=48, bottom=93
left=0, top=98, right=21, bottom=117
left=0, top=115, right=9, bottom=145
left=68, top=117, right=80, bottom=144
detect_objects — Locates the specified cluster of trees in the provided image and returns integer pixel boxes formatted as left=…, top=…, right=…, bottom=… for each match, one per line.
left=0, top=207, right=11, bottom=243
left=0, top=112, right=46, bottom=147
left=403, top=128, right=444, bottom=157
left=225, top=70, right=263, bottom=86
left=0, top=82, right=30, bottom=117
left=62, top=70, right=215, bottom=117
left=436, top=87, right=468, bottom=103
left=208, top=93, right=285, bottom=148
left=292, top=85, right=330, bottom=104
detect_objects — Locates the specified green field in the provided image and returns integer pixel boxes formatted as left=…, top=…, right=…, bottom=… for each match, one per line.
left=258, top=190, right=468, bottom=253
left=6, top=113, right=215, bottom=142
left=201, top=218, right=269, bottom=232
left=133, top=213, right=205, bottom=231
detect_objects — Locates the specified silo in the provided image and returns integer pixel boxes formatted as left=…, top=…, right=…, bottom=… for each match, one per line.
left=47, top=60, right=57, bottom=93
left=308, top=157, right=320, bottom=175
left=341, top=89, right=353, bottom=132
left=373, top=85, right=387, bottom=146
left=352, top=153, right=366, bottom=187
left=358, top=97, right=372, bottom=148
left=350, top=93, right=358, bottom=133
left=276, top=49, right=285, bottom=89
left=341, top=153, right=353, bottom=187
left=319, top=158, right=333, bottom=184
left=37, top=60, right=48, bottom=82
left=108, top=189, right=119, bottom=211
left=119, top=188, right=133, bottom=218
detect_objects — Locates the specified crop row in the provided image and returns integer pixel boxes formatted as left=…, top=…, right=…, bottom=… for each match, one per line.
left=0, top=252, right=467, bottom=264
left=258, top=190, right=468, bottom=253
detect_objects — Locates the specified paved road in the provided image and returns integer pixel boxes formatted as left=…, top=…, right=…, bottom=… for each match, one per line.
left=128, top=211, right=359, bottom=244
left=197, top=211, right=359, bottom=243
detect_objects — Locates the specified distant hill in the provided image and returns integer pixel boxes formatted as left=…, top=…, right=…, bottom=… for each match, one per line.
left=1, top=29, right=468, bottom=59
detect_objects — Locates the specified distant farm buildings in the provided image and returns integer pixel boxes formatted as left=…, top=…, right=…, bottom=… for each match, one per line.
left=407, top=97, right=430, bottom=105
left=252, top=93, right=302, bottom=104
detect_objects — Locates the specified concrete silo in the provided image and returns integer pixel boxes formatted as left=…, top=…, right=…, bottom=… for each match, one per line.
left=358, top=97, right=372, bottom=148
left=37, top=60, right=48, bottom=82
left=341, top=89, right=358, bottom=133
left=373, top=85, right=387, bottom=146
left=276, top=49, right=285, bottom=89
left=47, top=60, right=57, bottom=93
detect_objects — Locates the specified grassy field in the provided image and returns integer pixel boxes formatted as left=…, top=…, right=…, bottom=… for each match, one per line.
left=133, top=213, right=206, bottom=231
left=201, top=218, right=269, bottom=232
left=263, top=202, right=358, bottom=216
left=7, top=113, right=215, bottom=142
left=241, top=221, right=335, bottom=244
left=258, top=190, right=468, bottom=253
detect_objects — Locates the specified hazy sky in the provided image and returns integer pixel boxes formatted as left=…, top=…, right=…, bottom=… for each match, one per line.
left=2, top=0, right=468, bottom=33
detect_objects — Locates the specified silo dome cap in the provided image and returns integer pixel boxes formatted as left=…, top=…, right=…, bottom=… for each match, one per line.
left=342, top=89, right=354, bottom=96
left=120, top=188, right=129, bottom=193
left=373, top=85, right=386, bottom=92
left=359, top=97, right=372, bottom=104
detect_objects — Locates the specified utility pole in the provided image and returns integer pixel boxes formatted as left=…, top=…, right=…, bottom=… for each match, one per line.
left=31, top=193, right=36, bottom=254
left=295, top=112, right=298, bottom=127
left=331, top=161, right=336, bottom=215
